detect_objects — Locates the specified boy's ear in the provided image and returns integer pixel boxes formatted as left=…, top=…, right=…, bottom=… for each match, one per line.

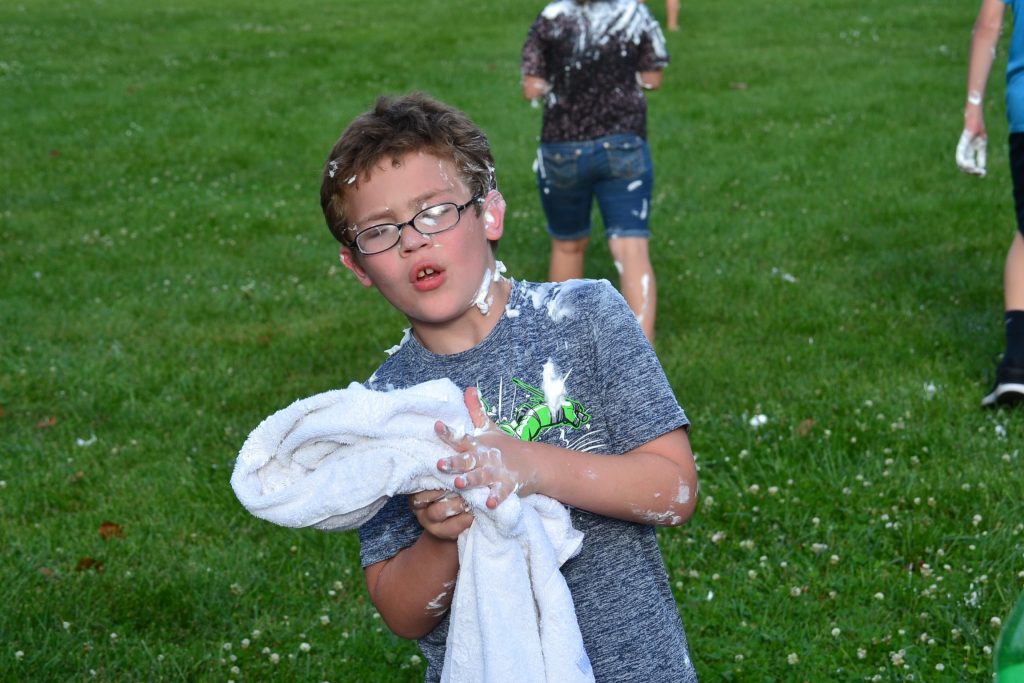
left=340, top=246, right=373, bottom=288
left=482, top=190, right=506, bottom=241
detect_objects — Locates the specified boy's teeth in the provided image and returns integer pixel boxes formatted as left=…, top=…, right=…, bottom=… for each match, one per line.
left=418, top=268, right=435, bottom=278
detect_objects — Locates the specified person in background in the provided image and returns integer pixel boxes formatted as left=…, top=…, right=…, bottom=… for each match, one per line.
left=957, top=0, right=1024, bottom=407
left=521, top=0, right=670, bottom=344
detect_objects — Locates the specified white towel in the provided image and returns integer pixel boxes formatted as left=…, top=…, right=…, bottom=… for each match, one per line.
left=231, top=378, right=594, bottom=683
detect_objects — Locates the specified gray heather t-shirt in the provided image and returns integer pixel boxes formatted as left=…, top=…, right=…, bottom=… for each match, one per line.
left=358, top=278, right=697, bottom=683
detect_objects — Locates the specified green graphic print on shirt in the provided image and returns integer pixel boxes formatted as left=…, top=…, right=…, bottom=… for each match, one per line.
left=485, top=377, right=591, bottom=442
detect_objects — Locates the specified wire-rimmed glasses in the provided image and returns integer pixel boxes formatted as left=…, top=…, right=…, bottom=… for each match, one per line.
left=352, top=195, right=483, bottom=255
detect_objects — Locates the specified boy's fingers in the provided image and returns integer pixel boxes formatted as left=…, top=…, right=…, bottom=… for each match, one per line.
left=438, top=451, right=478, bottom=474
left=409, top=489, right=453, bottom=510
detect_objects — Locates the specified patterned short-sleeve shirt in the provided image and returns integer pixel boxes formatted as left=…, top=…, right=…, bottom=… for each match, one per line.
left=521, top=0, right=670, bottom=142
left=358, top=279, right=697, bottom=683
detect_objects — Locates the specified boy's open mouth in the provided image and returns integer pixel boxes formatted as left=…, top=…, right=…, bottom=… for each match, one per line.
left=411, top=263, right=446, bottom=291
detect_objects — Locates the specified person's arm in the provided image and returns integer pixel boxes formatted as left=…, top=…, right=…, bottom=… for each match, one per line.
left=958, top=0, right=1006, bottom=175
left=966, top=0, right=1006, bottom=135
left=522, top=74, right=552, bottom=101
left=637, top=70, right=664, bottom=91
left=363, top=491, right=472, bottom=639
left=439, top=388, right=698, bottom=527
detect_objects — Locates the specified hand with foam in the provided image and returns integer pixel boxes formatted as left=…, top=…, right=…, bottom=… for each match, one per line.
left=956, top=129, right=988, bottom=177
left=435, top=387, right=536, bottom=510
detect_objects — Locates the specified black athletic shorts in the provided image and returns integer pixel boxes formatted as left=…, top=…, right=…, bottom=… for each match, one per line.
left=1010, top=133, right=1024, bottom=235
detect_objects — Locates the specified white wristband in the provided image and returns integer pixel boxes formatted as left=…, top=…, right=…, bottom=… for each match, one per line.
left=968, top=90, right=983, bottom=106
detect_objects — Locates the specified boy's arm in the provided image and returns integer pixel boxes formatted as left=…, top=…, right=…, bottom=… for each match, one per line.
left=365, top=386, right=696, bottom=639
left=363, top=492, right=471, bottom=639
left=439, top=388, right=698, bottom=527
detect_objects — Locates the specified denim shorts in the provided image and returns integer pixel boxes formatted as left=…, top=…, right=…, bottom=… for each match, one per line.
left=535, top=133, right=654, bottom=240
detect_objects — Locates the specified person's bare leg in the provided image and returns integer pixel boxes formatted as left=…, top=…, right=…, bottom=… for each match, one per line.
left=1005, top=231, right=1024, bottom=310
left=549, top=237, right=589, bottom=281
left=665, top=0, right=680, bottom=31
left=609, top=236, right=656, bottom=343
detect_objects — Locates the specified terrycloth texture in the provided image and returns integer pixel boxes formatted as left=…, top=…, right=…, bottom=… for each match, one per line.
left=231, top=378, right=594, bottom=683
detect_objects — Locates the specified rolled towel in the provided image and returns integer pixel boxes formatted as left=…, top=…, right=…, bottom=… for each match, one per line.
left=231, top=378, right=594, bottom=683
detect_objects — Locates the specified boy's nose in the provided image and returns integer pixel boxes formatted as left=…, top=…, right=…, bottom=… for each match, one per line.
left=399, top=225, right=432, bottom=253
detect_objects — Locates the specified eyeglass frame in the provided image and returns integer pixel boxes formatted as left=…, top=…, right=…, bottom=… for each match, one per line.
left=349, top=194, right=485, bottom=255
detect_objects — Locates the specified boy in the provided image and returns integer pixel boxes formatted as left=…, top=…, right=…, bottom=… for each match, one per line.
left=320, top=92, right=699, bottom=682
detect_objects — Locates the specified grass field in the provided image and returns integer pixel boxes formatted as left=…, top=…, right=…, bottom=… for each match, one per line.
left=2, top=0, right=1023, bottom=680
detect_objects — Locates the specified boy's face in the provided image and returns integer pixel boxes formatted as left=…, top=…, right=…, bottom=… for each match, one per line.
left=339, top=151, right=505, bottom=336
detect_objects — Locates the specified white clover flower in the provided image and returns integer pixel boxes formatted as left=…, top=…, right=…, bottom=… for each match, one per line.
left=14, top=651, right=24, bottom=660
left=269, top=653, right=280, bottom=664
left=711, top=531, right=726, bottom=544
left=222, top=642, right=232, bottom=651
left=811, top=543, right=828, bottom=555
left=935, top=663, right=945, bottom=672
left=241, top=639, right=250, bottom=649
left=787, top=652, right=799, bottom=665
left=992, top=617, right=1003, bottom=629
left=749, top=414, right=768, bottom=428
left=873, top=592, right=885, bottom=601
left=300, top=642, right=311, bottom=653
left=410, top=655, right=422, bottom=665
left=831, top=627, right=841, bottom=637
left=857, top=648, right=867, bottom=659
left=320, top=615, right=330, bottom=625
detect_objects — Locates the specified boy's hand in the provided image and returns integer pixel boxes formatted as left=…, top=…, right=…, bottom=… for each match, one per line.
left=408, top=489, right=474, bottom=541
left=435, top=388, right=537, bottom=510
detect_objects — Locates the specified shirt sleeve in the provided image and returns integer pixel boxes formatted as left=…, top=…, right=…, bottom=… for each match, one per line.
left=520, top=17, right=548, bottom=77
left=636, top=8, right=670, bottom=72
left=585, top=281, right=688, bottom=453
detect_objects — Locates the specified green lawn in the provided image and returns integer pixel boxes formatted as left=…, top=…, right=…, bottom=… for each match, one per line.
left=2, top=0, right=1022, bottom=680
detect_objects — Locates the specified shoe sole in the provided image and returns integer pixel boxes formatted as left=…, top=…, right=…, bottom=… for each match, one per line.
left=981, top=383, right=1024, bottom=407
